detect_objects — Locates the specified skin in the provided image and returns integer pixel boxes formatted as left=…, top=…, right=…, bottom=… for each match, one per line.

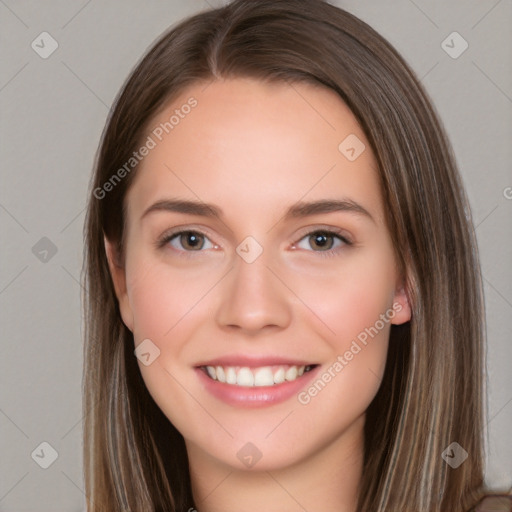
left=105, top=77, right=411, bottom=512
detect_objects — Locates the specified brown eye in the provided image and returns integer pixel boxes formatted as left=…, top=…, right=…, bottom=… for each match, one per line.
left=178, top=231, right=205, bottom=250
left=160, top=230, right=216, bottom=252
left=293, top=229, right=352, bottom=258
left=308, top=232, right=335, bottom=251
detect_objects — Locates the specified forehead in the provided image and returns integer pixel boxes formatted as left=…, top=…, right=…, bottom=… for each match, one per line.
left=125, top=77, right=384, bottom=227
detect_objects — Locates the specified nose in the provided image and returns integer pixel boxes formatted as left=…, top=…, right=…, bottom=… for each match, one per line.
left=214, top=249, right=292, bottom=335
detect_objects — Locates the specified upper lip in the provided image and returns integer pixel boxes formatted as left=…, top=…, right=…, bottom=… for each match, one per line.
left=195, top=355, right=316, bottom=368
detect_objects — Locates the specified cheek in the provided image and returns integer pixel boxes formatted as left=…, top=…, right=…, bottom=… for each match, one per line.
left=293, top=264, right=394, bottom=429
left=290, top=248, right=396, bottom=405
left=317, top=289, right=391, bottom=395
left=125, top=254, right=215, bottom=340
left=124, top=255, right=219, bottom=404
left=291, top=248, right=397, bottom=346
left=124, top=257, right=215, bottom=433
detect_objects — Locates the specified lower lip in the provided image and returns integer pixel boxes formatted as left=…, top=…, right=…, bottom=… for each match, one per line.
left=195, top=366, right=321, bottom=408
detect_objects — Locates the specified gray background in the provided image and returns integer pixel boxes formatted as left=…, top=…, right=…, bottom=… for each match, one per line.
left=0, top=0, right=511, bottom=509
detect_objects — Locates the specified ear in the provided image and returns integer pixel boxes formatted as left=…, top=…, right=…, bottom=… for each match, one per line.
left=104, top=235, right=134, bottom=332
left=390, top=277, right=412, bottom=325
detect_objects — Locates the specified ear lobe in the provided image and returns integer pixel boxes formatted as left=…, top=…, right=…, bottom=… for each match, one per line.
left=390, top=282, right=412, bottom=325
left=104, top=235, right=134, bottom=332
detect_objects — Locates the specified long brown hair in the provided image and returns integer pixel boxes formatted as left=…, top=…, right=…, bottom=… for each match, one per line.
left=83, top=1, right=487, bottom=510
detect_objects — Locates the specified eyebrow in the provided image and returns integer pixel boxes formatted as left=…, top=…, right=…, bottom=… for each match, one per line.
left=141, top=197, right=375, bottom=223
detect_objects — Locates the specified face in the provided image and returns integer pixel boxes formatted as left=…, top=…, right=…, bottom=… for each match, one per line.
left=106, top=77, right=411, bottom=474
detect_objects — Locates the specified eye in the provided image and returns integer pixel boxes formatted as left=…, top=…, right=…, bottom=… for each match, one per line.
left=293, top=229, right=352, bottom=255
left=160, top=230, right=216, bottom=252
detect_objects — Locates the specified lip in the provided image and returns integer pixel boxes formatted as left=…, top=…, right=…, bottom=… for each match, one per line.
left=195, top=363, right=321, bottom=408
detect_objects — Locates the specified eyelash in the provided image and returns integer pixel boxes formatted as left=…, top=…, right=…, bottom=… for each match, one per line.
left=156, top=227, right=353, bottom=259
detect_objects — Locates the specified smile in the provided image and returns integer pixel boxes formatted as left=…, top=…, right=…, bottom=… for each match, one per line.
left=201, top=364, right=316, bottom=387
left=195, top=357, right=321, bottom=407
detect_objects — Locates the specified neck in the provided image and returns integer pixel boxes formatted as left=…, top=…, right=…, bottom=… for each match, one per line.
left=186, top=415, right=364, bottom=512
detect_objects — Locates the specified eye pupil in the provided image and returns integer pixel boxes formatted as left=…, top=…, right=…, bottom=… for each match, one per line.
left=310, top=232, right=332, bottom=250
left=182, top=231, right=203, bottom=250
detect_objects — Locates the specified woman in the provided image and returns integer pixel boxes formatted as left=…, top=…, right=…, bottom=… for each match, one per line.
left=83, top=1, right=502, bottom=510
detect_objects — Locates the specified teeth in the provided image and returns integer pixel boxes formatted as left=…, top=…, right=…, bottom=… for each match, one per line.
left=237, top=367, right=254, bottom=387
left=253, top=367, right=274, bottom=386
left=225, top=366, right=237, bottom=384
left=216, top=366, right=225, bottom=383
left=285, top=366, right=298, bottom=381
left=274, top=367, right=285, bottom=384
left=203, top=364, right=310, bottom=387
